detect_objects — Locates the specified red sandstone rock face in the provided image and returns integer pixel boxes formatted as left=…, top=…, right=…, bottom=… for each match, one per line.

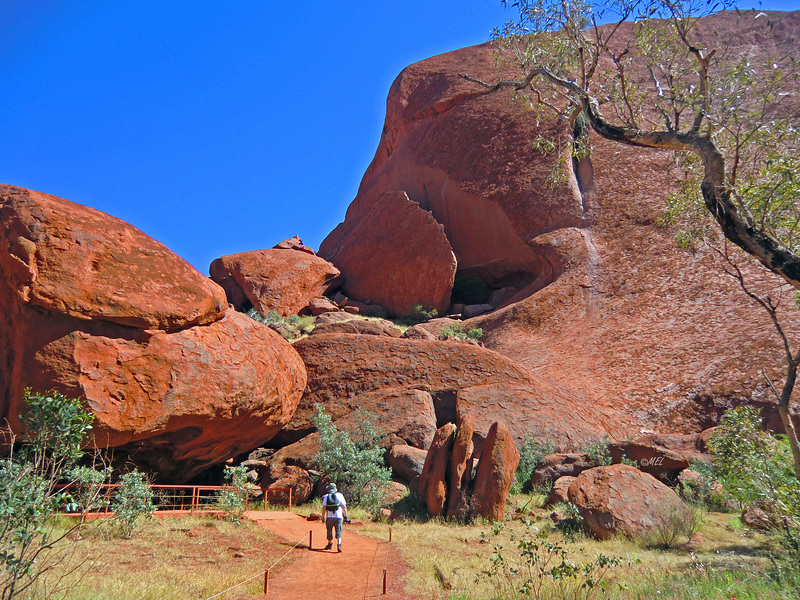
left=471, top=422, right=519, bottom=521
left=320, top=191, right=457, bottom=317
left=1, top=186, right=307, bottom=481
left=0, top=185, right=226, bottom=331
left=456, top=381, right=622, bottom=456
left=268, top=387, right=437, bottom=473
left=286, top=333, right=609, bottom=447
left=262, top=464, right=314, bottom=505
left=28, top=309, right=306, bottom=481
left=310, top=319, right=403, bottom=338
left=209, top=246, right=341, bottom=317
left=319, top=11, right=800, bottom=437
left=568, top=465, right=692, bottom=540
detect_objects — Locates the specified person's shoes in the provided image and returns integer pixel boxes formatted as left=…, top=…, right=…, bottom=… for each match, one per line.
left=324, top=542, right=332, bottom=550
left=337, top=545, right=342, bottom=553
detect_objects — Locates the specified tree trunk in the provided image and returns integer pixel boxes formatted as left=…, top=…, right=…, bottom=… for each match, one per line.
left=778, top=364, right=800, bottom=482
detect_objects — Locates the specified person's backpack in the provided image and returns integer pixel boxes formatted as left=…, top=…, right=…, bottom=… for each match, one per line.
left=325, top=493, right=340, bottom=512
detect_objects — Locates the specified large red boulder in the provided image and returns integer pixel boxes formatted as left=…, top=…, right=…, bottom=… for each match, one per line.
left=209, top=242, right=341, bottom=317
left=471, top=422, right=520, bottom=521
left=388, top=445, right=428, bottom=484
left=1, top=186, right=307, bottom=481
left=320, top=191, right=457, bottom=317
left=28, top=309, right=306, bottom=481
left=568, top=464, right=692, bottom=540
left=0, top=185, right=226, bottom=332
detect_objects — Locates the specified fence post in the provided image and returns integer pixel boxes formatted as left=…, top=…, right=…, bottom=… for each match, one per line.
left=309, top=529, right=312, bottom=550
left=389, top=526, right=392, bottom=543
left=382, top=569, right=387, bottom=594
left=264, top=568, right=269, bottom=595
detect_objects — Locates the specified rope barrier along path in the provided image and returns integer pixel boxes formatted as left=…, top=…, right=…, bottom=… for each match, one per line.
left=203, top=531, right=309, bottom=600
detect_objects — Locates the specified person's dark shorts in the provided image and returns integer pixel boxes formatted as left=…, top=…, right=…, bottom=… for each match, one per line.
left=326, top=516, right=343, bottom=540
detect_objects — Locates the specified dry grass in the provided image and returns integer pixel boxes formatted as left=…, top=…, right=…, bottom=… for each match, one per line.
left=354, top=493, right=792, bottom=600
left=36, top=515, right=295, bottom=600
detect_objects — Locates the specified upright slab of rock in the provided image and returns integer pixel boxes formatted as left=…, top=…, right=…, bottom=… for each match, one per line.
left=417, top=418, right=518, bottom=521
left=471, top=422, right=520, bottom=521
left=1, top=185, right=306, bottom=481
left=321, top=191, right=457, bottom=317
left=417, top=423, right=456, bottom=517
left=209, top=239, right=341, bottom=317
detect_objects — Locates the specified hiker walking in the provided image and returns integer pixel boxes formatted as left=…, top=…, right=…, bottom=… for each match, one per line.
left=322, top=483, right=348, bottom=552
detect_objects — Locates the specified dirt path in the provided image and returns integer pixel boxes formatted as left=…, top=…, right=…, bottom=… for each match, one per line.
left=242, top=511, right=417, bottom=600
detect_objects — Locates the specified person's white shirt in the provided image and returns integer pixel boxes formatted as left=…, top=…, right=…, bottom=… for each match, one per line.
left=322, top=491, right=346, bottom=519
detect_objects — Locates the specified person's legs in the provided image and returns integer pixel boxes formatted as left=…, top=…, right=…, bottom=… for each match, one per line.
left=334, top=518, right=343, bottom=552
left=325, top=517, right=335, bottom=549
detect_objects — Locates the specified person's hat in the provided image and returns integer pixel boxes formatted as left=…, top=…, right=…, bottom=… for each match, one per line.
left=326, top=483, right=337, bottom=492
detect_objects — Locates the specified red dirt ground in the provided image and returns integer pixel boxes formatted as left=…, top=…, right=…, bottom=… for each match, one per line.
left=240, top=511, right=419, bottom=600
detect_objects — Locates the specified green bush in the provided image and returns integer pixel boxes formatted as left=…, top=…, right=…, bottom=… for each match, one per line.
left=439, top=323, right=483, bottom=342
left=512, top=437, right=554, bottom=494
left=112, top=470, right=155, bottom=538
left=1, top=390, right=99, bottom=599
left=311, top=404, right=391, bottom=512
left=583, top=436, right=612, bottom=467
left=218, top=464, right=249, bottom=522
left=709, top=406, right=800, bottom=555
left=481, top=518, right=623, bottom=600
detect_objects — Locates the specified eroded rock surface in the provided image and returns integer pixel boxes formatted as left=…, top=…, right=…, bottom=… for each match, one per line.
left=320, top=11, right=800, bottom=437
left=285, top=333, right=614, bottom=448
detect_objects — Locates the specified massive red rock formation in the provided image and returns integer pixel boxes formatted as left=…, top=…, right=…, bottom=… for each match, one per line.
left=209, top=242, right=341, bottom=317
left=319, top=10, right=800, bottom=437
left=283, top=333, right=618, bottom=448
left=1, top=186, right=306, bottom=481
left=321, top=191, right=457, bottom=317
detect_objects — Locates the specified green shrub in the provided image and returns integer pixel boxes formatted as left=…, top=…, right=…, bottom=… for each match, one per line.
left=112, top=470, right=155, bottom=538
left=481, top=518, right=622, bottom=600
left=311, top=404, right=391, bottom=512
left=218, top=464, right=249, bottom=522
left=439, top=324, right=483, bottom=342
left=638, top=500, right=704, bottom=549
left=709, top=406, right=800, bottom=555
left=583, top=436, right=612, bottom=467
left=512, top=437, right=554, bottom=494
left=414, top=304, right=439, bottom=321
left=1, top=390, right=99, bottom=599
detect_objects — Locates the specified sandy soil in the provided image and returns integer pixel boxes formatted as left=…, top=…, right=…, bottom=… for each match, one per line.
left=240, top=511, right=418, bottom=600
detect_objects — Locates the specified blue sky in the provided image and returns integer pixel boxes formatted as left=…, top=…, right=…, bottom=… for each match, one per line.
left=1, top=1, right=796, bottom=273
